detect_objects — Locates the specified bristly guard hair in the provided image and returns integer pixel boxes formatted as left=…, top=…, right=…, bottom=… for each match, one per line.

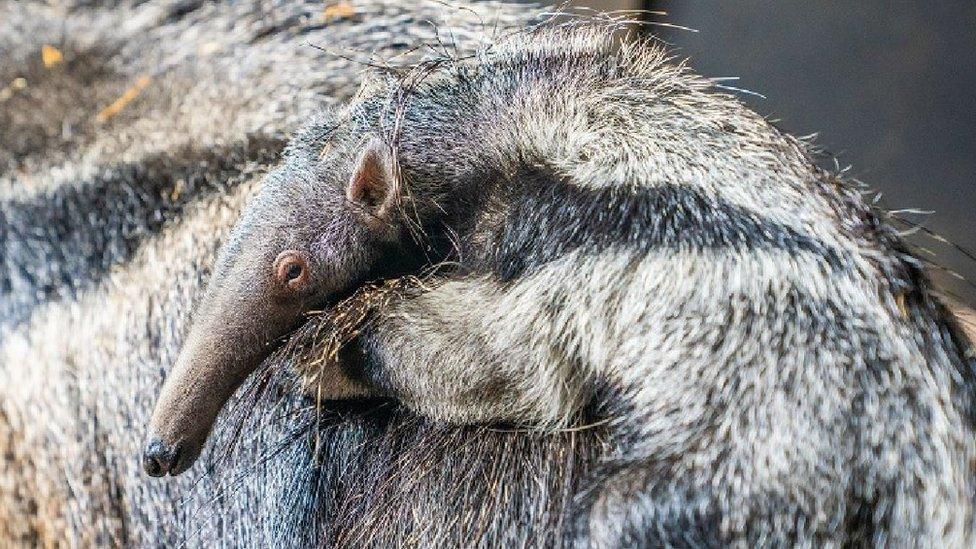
left=3, top=1, right=976, bottom=547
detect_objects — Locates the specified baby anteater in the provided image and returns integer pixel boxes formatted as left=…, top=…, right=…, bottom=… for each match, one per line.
left=146, top=28, right=976, bottom=545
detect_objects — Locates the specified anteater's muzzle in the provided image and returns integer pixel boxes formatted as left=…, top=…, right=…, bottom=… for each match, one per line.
left=143, top=306, right=275, bottom=477
left=142, top=438, right=185, bottom=477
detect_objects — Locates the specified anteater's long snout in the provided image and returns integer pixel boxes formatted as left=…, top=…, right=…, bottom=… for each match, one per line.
left=143, top=314, right=271, bottom=476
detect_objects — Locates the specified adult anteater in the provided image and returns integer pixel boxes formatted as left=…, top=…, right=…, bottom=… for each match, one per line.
left=3, top=0, right=975, bottom=547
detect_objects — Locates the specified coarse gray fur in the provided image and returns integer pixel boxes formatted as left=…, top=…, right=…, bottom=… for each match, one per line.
left=211, top=26, right=976, bottom=547
left=3, top=1, right=976, bottom=548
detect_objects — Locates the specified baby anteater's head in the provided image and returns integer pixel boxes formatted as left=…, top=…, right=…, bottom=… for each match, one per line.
left=142, top=26, right=652, bottom=476
left=143, top=113, right=423, bottom=476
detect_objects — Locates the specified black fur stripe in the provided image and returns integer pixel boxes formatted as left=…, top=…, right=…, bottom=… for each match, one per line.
left=474, top=165, right=846, bottom=281
left=0, top=135, right=284, bottom=327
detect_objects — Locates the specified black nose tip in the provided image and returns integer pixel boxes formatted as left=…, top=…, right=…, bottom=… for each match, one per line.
left=143, top=438, right=181, bottom=477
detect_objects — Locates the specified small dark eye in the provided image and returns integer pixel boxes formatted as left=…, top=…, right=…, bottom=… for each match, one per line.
left=273, top=250, right=310, bottom=290
left=285, top=262, right=303, bottom=281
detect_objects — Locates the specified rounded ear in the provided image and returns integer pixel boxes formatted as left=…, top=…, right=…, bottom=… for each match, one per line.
left=347, top=138, right=396, bottom=217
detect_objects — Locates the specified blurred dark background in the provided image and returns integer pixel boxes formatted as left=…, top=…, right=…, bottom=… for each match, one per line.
left=561, top=1, right=976, bottom=302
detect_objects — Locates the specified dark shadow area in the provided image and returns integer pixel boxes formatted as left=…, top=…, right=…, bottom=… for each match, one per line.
left=642, top=1, right=976, bottom=302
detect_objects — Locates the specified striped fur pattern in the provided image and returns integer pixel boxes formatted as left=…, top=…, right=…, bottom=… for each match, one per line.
left=274, top=28, right=976, bottom=545
left=3, top=0, right=975, bottom=546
